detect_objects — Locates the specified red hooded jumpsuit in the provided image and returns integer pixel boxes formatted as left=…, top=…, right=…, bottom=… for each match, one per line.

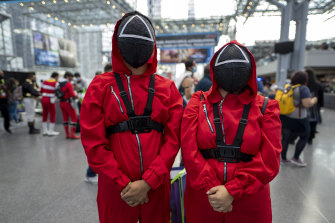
left=80, top=16, right=183, bottom=223
left=59, top=81, right=78, bottom=138
left=181, top=41, right=282, bottom=223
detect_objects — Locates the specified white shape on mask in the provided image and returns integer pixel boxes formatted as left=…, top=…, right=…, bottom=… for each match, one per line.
left=214, top=44, right=249, bottom=67
left=118, top=15, right=154, bottom=42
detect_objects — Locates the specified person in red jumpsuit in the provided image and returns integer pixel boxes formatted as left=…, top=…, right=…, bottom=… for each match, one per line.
left=40, top=72, right=59, bottom=136
left=59, top=71, right=80, bottom=139
left=80, top=11, right=183, bottom=223
left=181, top=40, right=282, bottom=223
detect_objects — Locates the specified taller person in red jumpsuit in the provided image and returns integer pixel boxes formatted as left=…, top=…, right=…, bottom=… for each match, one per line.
left=80, top=11, right=183, bottom=223
left=181, top=41, right=282, bottom=223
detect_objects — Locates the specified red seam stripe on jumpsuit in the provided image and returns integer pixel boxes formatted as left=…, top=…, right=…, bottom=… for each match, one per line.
left=181, top=40, right=282, bottom=223
left=41, top=79, right=57, bottom=123
left=80, top=12, right=183, bottom=223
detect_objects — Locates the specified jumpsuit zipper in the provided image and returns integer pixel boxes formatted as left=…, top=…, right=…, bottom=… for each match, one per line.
left=203, top=104, right=214, bottom=133
left=219, top=99, right=227, bottom=184
left=126, top=75, right=144, bottom=176
left=110, top=86, right=124, bottom=114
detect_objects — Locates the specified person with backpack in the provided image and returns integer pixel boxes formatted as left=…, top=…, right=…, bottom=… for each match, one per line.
left=40, top=72, right=60, bottom=136
left=279, top=71, right=317, bottom=166
left=80, top=11, right=183, bottom=223
left=181, top=41, right=282, bottom=223
left=59, top=71, right=80, bottom=139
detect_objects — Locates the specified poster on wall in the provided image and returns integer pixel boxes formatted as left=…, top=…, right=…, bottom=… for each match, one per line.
left=160, top=47, right=213, bottom=64
left=32, top=31, right=77, bottom=67
left=156, top=32, right=219, bottom=64
left=33, top=32, right=60, bottom=66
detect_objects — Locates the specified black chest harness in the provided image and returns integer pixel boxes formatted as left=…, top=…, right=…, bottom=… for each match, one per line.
left=105, top=73, right=164, bottom=137
left=200, top=96, right=268, bottom=163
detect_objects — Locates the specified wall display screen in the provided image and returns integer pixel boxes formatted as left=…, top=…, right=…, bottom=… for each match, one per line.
left=160, top=47, right=213, bottom=64
left=32, top=31, right=77, bottom=67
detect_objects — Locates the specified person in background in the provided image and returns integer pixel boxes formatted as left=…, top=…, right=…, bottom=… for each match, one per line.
left=195, top=64, right=212, bottom=92
left=95, top=71, right=102, bottom=76
left=177, top=59, right=198, bottom=94
left=280, top=71, right=318, bottom=166
left=7, top=78, right=21, bottom=124
left=181, top=76, right=194, bottom=109
left=104, top=63, right=113, bottom=73
left=306, top=69, right=324, bottom=144
left=40, top=72, right=59, bottom=136
left=22, top=73, right=40, bottom=134
left=257, top=78, right=265, bottom=95
left=81, top=11, right=183, bottom=223
left=59, top=72, right=80, bottom=139
left=0, top=70, right=11, bottom=133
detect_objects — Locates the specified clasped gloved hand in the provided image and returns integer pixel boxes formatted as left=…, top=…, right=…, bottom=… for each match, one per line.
left=121, top=180, right=151, bottom=207
left=207, top=185, right=234, bottom=213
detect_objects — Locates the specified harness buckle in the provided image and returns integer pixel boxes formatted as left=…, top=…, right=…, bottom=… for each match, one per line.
left=148, top=88, right=155, bottom=94
left=128, top=116, right=153, bottom=134
left=240, top=118, right=248, bottom=125
left=216, top=145, right=241, bottom=163
left=119, top=91, right=128, bottom=97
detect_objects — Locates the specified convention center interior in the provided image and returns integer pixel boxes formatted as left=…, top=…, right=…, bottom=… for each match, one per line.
left=0, top=0, right=335, bottom=222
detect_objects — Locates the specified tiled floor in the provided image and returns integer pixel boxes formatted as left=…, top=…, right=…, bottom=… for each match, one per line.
left=0, top=109, right=334, bottom=223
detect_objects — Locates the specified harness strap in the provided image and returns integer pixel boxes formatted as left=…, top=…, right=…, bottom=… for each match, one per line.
left=213, top=103, right=224, bottom=144
left=106, top=118, right=163, bottom=137
left=143, top=74, right=156, bottom=116
left=113, top=73, right=136, bottom=117
left=232, top=103, right=251, bottom=147
left=261, top=97, right=268, bottom=115
left=200, top=147, right=254, bottom=163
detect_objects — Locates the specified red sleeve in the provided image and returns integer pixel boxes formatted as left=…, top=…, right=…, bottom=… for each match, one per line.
left=80, top=77, right=131, bottom=191
left=181, top=92, right=222, bottom=191
left=40, top=81, right=44, bottom=94
left=66, top=82, right=76, bottom=98
left=142, top=82, right=183, bottom=190
left=225, top=99, right=282, bottom=199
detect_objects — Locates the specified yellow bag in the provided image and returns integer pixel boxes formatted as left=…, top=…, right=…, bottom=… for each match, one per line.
left=275, top=84, right=301, bottom=115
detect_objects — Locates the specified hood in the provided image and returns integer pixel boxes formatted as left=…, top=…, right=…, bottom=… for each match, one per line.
left=207, top=40, right=258, bottom=104
left=111, top=11, right=157, bottom=77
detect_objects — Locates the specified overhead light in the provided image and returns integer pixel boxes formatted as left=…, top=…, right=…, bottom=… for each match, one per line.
left=68, top=22, right=71, bottom=26
left=182, top=24, right=186, bottom=28
left=249, top=1, right=253, bottom=5
left=164, top=25, right=168, bottom=29
left=73, top=25, right=77, bottom=28
left=122, top=12, right=125, bottom=16
left=77, top=0, right=80, bottom=1
left=247, top=6, right=250, bottom=10
left=156, top=25, right=159, bottom=29
left=20, top=3, right=24, bottom=6
left=191, top=24, right=195, bottom=27
left=64, top=0, right=68, bottom=3
left=47, top=14, right=51, bottom=17
left=29, top=6, right=34, bottom=10
left=55, top=17, right=58, bottom=20
left=201, top=24, right=204, bottom=27
left=41, top=1, right=45, bottom=4
left=90, top=24, right=93, bottom=27
left=81, top=24, right=85, bottom=27
left=53, top=0, right=56, bottom=3
left=61, top=19, right=65, bottom=23
left=112, top=5, right=116, bottom=9
left=106, top=0, right=110, bottom=4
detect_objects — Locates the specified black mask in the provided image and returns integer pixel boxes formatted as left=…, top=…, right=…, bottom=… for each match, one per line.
left=117, top=12, right=155, bottom=68
left=213, top=44, right=252, bottom=93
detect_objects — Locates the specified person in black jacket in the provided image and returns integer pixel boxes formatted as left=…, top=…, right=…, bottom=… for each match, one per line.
left=306, top=69, right=324, bottom=144
left=195, top=64, right=212, bottom=92
left=22, top=73, right=40, bottom=134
